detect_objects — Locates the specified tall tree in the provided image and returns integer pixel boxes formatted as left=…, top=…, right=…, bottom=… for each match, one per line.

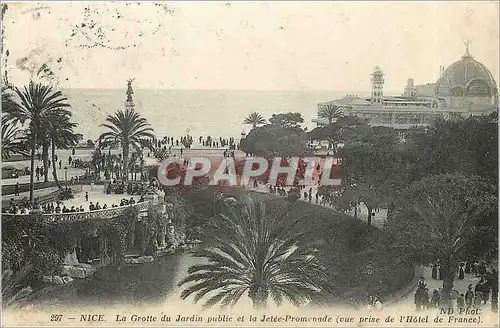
left=239, top=124, right=311, bottom=158
left=318, top=125, right=403, bottom=227
left=318, top=103, right=343, bottom=124
left=404, top=114, right=498, bottom=184
left=1, top=86, right=18, bottom=113
left=99, top=107, right=155, bottom=181
left=387, top=173, right=497, bottom=305
left=1, top=123, right=28, bottom=160
left=308, top=115, right=368, bottom=152
left=178, top=198, right=327, bottom=309
left=4, top=82, right=71, bottom=201
left=243, top=112, right=266, bottom=129
left=1, top=87, right=27, bottom=159
left=269, top=112, right=304, bottom=128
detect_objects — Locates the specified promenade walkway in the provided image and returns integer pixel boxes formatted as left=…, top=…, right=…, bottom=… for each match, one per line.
left=390, top=266, right=494, bottom=312
left=248, top=181, right=387, bottom=228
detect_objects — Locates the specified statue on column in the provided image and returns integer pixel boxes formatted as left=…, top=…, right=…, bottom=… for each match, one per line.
left=126, top=78, right=135, bottom=103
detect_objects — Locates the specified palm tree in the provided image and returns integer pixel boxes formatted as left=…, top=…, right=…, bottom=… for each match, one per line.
left=318, top=103, right=343, bottom=124
left=178, top=198, right=327, bottom=309
left=1, top=87, right=27, bottom=159
left=1, top=123, right=28, bottom=160
left=3, top=82, right=71, bottom=201
left=2, top=86, right=18, bottom=112
left=99, top=107, right=155, bottom=181
left=243, top=112, right=266, bottom=129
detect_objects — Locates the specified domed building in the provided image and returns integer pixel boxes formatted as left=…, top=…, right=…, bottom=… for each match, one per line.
left=436, top=45, right=498, bottom=110
left=313, top=44, right=498, bottom=130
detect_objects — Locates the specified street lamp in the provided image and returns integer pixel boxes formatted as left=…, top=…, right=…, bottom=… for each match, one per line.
left=64, top=166, right=68, bottom=186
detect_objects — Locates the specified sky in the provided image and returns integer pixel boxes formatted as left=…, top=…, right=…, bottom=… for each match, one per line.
left=2, top=1, right=499, bottom=92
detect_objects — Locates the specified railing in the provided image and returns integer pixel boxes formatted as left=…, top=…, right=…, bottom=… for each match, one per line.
left=2, top=201, right=150, bottom=223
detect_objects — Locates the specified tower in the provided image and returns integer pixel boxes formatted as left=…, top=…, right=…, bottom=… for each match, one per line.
left=404, top=78, right=415, bottom=98
left=371, top=66, right=384, bottom=104
left=125, top=78, right=135, bottom=109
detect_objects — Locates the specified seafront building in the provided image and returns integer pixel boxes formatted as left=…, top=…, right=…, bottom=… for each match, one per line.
left=313, top=45, right=498, bottom=130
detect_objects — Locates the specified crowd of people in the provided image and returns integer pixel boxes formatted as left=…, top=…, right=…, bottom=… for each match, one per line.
left=150, top=135, right=239, bottom=151
left=265, top=182, right=321, bottom=203
left=3, top=187, right=75, bottom=215
left=105, top=180, right=149, bottom=195
left=3, top=194, right=146, bottom=215
left=414, top=264, right=498, bottom=311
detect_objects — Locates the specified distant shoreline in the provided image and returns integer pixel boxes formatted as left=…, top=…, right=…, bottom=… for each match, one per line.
left=61, top=88, right=378, bottom=95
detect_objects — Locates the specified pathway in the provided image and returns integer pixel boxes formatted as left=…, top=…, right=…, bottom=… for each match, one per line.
left=3, top=187, right=60, bottom=203
left=248, top=181, right=387, bottom=228
left=389, top=266, right=493, bottom=312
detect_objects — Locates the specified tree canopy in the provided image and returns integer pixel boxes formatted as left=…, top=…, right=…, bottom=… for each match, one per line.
left=269, top=112, right=304, bottom=128
left=386, top=173, right=497, bottom=300
left=239, top=124, right=311, bottom=158
left=178, top=198, right=327, bottom=309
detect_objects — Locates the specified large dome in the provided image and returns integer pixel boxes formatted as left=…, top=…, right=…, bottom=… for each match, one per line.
left=436, top=48, right=497, bottom=98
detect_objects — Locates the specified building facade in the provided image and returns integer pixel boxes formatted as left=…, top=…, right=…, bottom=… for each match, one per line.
left=313, top=46, right=498, bottom=129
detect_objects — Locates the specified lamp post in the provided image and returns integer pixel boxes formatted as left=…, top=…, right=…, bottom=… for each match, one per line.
left=64, top=166, right=68, bottom=187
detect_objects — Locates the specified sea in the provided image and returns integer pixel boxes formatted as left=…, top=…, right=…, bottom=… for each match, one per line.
left=62, top=89, right=360, bottom=141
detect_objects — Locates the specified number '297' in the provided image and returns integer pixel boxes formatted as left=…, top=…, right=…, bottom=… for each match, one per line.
left=50, top=314, right=63, bottom=322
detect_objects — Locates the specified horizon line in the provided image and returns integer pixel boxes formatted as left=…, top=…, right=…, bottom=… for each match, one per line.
left=59, top=87, right=403, bottom=94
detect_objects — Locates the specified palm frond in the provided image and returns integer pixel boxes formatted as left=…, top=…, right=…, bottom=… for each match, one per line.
left=178, top=197, right=326, bottom=309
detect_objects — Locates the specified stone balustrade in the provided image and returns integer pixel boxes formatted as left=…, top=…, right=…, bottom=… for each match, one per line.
left=2, top=201, right=150, bottom=223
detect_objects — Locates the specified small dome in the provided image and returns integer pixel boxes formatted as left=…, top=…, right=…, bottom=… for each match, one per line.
left=436, top=47, right=497, bottom=97
left=372, top=66, right=383, bottom=75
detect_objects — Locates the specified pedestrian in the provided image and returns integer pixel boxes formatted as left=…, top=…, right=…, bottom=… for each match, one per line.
left=414, top=287, right=423, bottom=311
left=430, top=290, right=441, bottom=308
left=490, top=269, right=498, bottom=310
left=465, top=260, right=472, bottom=273
left=458, top=263, right=465, bottom=280
left=465, top=284, right=474, bottom=308
left=438, top=263, right=443, bottom=280
left=15, top=182, right=19, bottom=196
left=476, top=277, right=490, bottom=305
left=308, top=192, right=312, bottom=203
left=59, top=160, right=62, bottom=169
left=422, top=288, right=430, bottom=310
left=481, top=282, right=490, bottom=305
left=85, top=192, right=89, bottom=202
left=418, top=277, right=426, bottom=289
left=374, top=297, right=383, bottom=311
left=457, top=293, right=465, bottom=309
left=432, top=263, right=438, bottom=279
left=474, top=292, right=483, bottom=307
